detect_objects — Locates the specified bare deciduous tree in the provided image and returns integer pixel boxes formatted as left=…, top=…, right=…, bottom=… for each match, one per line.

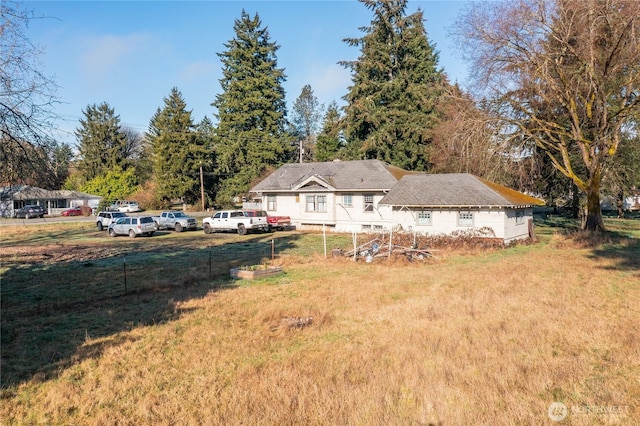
left=1, top=1, right=58, bottom=186
left=456, top=0, right=640, bottom=231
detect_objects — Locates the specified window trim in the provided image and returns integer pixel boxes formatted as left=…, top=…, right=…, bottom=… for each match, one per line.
left=363, top=194, right=374, bottom=213
left=267, top=195, right=277, bottom=211
left=305, top=195, right=327, bottom=213
left=417, top=210, right=432, bottom=226
left=458, top=211, right=474, bottom=227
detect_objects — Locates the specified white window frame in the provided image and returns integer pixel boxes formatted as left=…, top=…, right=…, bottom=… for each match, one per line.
left=364, top=194, right=374, bottom=213
left=458, top=211, right=474, bottom=227
left=417, top=210, right=432, bottom=226
left=305, top=195, right=327, bottom=213
left=267, top=195, right=277, bottom=211
left=342, top=194, right=353, bottom=208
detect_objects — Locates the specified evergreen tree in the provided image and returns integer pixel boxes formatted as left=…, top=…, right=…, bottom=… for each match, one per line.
left=291, top=84, right=323, bottom=162
left=148, top=87, right=202, bottom=205
left=340, top=0, right=445, bottom=171
left=212, top=10, right=291, bottom=206
left=196, top=116, right=217, bottom=208
left=315, top=101, right=343, bottom=162
left=75, top=102, right=128, bottom=183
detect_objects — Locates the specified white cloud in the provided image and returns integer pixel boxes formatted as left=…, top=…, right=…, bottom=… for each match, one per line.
left=80, top=33, right=152, bottom=85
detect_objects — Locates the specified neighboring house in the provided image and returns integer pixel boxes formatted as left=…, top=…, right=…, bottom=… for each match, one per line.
left=250, top=160, right=545, bottom=243
left=379, top=174, right=545, bottom=243
left=0, top=185, right=102, bottom=217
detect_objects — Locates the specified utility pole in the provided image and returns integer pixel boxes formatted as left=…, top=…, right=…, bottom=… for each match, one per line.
left=299, top=138, right=303, bottom=163
left=200, top=164, right=205, bottom=211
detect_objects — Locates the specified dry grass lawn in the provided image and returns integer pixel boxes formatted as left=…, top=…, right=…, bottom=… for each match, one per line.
left=1, top=220, right=639, bottom=425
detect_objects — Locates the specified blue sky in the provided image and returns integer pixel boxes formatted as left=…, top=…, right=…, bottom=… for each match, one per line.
left=26, top=1, right=471, bottom=145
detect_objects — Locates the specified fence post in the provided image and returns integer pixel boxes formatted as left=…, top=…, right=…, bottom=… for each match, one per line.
left=123, top=256, right=128, bottom=295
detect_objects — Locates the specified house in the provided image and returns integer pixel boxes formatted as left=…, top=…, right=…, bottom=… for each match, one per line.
left=250, top=159, right=412, bottom=232
left=250, top=160, right=544, bottom=242
left=379, top=174, right=545, bottom=243
left=0, top=185, right=102, bottom=217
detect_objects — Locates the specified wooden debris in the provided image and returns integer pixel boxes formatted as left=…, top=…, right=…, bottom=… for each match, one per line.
left=271, top=316, right=314, bottom=331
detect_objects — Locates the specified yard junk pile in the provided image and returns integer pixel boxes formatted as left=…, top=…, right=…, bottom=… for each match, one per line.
left=343, top=228, right=519, bottom=262
left=345, top=237, right=434, bottom=263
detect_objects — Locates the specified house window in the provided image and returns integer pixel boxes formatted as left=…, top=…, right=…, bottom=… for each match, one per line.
left=458, top=212, right=473, bottom=226
left=515, top=210, right=525, bottom=225
left=317, top=195, right=327, bottom=212
left=342, top=194, right=353, bottom=208
left=417, top=210, right=432, bottom=225
left=364, top=194, right=374, bottom=213
left=267, top=195, right=277, bottom=211
left=305, top=195, right=327, bottom=212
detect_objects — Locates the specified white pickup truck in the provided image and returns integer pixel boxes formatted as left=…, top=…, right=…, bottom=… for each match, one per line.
left=202, top=210, right=270, bottom=235
left=153, top=211, right=197, bottom=232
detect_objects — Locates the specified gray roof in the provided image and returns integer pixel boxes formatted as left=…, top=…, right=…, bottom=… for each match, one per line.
left=0, top=185, right=102, bottom=200
left=251, top=160, right=412, bottom=192
left=379, top=174, right=544, bottom=207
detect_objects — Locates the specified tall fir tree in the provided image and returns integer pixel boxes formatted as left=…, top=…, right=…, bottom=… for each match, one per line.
left=212, top=10, right=291, bottom=206
left=148, top=87, right=203, bottom=205
left=315, top=101, right=343, bottom=162
left=340, top=0, right=445, bottom=171
left=75, top=102, right=128, bottom=183
left=291, top=84, right=323, bottom=162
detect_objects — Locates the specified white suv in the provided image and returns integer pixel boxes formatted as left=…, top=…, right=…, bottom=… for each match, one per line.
left=96, top=211, right=127, bottom=231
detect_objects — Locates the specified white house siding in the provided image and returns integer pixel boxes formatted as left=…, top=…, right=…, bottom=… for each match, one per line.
left=392, top=207, right=535, bottom=243
left=503, top=208, right=533, bottom=243
left=262, top=192, right=393, bottom=232
left=262, top=192, right=534, bottom=242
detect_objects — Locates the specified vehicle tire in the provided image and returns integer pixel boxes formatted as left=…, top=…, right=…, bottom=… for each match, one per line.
left=97, top=222, right=103, bottom=231
left=237, top=224, right=247, bottom=235
left=266, top=225, right=272, bottom=233
left=109, top=229, right=117, bottom=237
left=154, top=221, right=160, bottom=231
left=147, top=232, right=154, bottom=237
left=203, top=223, right=211, bottom=234
left=26, top=212, right=32, bottom=219
left=175, top=223, right=183, bottom=232
left=129, top=229, right=136, bottom=238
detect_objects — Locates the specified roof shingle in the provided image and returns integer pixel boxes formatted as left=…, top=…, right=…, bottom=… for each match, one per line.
left=379, top=174, right=544, bottom=207
left=251, top=160, right=411, bottom=192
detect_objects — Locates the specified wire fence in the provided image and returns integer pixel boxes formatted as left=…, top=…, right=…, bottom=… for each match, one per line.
left=1, top=241, right=281, bottom=319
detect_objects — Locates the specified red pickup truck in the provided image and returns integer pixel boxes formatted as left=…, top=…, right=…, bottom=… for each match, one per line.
left=267, top=215, right=291, bottom=231
left=244, top=210, right=291, bottom=232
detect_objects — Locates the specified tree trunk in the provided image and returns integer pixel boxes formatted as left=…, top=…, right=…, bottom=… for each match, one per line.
left=583, top=179, right=605, bottom=232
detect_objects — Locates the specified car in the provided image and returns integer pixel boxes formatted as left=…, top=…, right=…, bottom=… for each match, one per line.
left=96, top=211, right=128, bottom=231
left=108, top=216, right=156, bottom=237
left=61, top=206, right=85, bottom=216
left=109, top=200, right=141, bottom=213
left=14, top=205, right=47, bottom=219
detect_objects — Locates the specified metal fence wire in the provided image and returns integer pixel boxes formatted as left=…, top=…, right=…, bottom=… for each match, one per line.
left=1, top=241, right=278, bottom=318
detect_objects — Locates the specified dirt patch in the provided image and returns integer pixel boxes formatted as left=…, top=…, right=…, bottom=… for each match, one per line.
left=0, top=244, right=120, bottom=266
